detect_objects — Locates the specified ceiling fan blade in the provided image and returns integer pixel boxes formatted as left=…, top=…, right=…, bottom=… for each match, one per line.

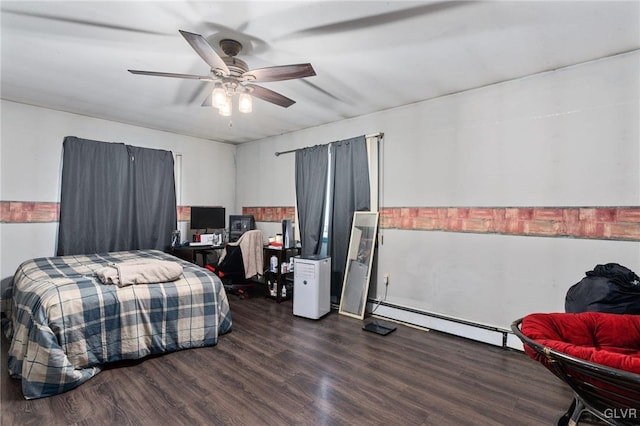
left=247, top=84, right=295, bottom=108
left=178, top=30, right=230, bottom=75
left=243, top=64, right=316, bottom=83
left=277, top=1, right=472, bottom=38
left=128, top=70, right=214, bottom=81
left=3, top=9, right=167, bottom=35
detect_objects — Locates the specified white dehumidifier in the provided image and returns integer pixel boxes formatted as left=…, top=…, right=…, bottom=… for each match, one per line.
left=293, top=255, right=331, bottom=319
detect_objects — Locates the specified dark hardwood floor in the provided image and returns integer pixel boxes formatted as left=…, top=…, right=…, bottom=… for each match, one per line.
left=2, top=293, right=574, bottom=425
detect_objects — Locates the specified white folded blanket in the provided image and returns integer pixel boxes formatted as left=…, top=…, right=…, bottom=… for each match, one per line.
left=95, top=260, right=183, bottom=287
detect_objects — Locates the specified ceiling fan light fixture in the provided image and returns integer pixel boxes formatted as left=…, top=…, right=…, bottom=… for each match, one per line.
left=219, top=96, right=232, bottom=117
left=238, top=93, right=252, bottom=113
left=212, top=86, right=226, bottom=109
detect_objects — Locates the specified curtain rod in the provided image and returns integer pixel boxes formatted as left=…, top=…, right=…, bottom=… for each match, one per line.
left=274, top=132, right=384, bottom=157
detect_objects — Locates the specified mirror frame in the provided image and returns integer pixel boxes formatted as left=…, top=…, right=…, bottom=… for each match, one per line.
left=338, top=211, right=379, bottom=319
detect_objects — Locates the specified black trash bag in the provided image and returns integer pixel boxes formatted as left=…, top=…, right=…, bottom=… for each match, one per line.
left=565, top=263, right=640, bottom=314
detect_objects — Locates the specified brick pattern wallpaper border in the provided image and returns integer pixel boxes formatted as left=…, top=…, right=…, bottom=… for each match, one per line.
left=0, top=202, right=192, bottom=224
left=1, top=201, right=60, bottom=223
left=242, top=206, right=296, bottom=223
left=381, top=207, right=640, bottom=241
left=177, top=206, right=190, bottom=222
left=243, top=205, right=640, bottom=241
left=0, top=203, right=294, bottom=225
left=2, top=201, right=639, bottom=241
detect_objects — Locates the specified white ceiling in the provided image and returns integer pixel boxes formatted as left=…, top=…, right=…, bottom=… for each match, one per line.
left=2, top=1, right=639, bottom=144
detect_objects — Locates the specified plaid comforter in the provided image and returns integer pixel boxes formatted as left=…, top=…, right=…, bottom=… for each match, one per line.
left=3, top=250, right=232, bottom=399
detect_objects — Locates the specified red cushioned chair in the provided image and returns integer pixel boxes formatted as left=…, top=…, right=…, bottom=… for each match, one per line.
left=512, top=312, right=640, bottom=426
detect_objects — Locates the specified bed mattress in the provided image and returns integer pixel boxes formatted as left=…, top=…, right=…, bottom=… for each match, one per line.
left=2, top=249, right=232, bottom=399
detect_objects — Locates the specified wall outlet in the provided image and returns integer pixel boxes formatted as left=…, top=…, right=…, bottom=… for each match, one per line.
left=383, top=273, right=390, bottom=285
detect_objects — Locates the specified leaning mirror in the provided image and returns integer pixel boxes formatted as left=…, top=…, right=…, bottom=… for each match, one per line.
left=339, top=211, right=379, bottom=319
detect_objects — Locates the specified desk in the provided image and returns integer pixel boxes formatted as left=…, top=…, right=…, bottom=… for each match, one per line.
left=171, top=245, right=224, bottom=267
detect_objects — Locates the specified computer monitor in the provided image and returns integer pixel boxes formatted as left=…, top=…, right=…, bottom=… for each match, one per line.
left=190, top=206, right=226, bottom=231
left=229, top=215, right=256, bottom=242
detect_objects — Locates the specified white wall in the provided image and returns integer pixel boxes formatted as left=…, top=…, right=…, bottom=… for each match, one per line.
left=236, top=52, right=640, bottom=330
left=0, top=101, right=236, bottom=282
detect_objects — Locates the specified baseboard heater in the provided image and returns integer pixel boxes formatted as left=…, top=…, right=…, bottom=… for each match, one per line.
left=366, top=299, right=524, bottom=350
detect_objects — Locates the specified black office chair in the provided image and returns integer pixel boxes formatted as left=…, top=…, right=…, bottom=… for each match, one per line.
left=206, top=230, right=264, bottom=299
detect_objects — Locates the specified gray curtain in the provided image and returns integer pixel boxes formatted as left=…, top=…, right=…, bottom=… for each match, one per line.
left=295, top=145, right=329, bottom=257
left=57, top=136, right=177, bottom=256
left=329, top=136, right=370, bottom=302
left=294, top=136, right=371, bottom=302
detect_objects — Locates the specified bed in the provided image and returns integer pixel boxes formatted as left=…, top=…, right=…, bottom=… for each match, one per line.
left=2, top=249, right=232, bottom=399
left=512, top=312, right=640, bottom=426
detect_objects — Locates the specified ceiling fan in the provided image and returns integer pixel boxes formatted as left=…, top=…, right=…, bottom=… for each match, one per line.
left=128, top=30, right=316, bottom=115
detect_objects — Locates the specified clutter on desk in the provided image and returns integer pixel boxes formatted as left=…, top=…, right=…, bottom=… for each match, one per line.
left=199, top=233, right=214, bottom=245
left=267, top=235, right=281, bottom=249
